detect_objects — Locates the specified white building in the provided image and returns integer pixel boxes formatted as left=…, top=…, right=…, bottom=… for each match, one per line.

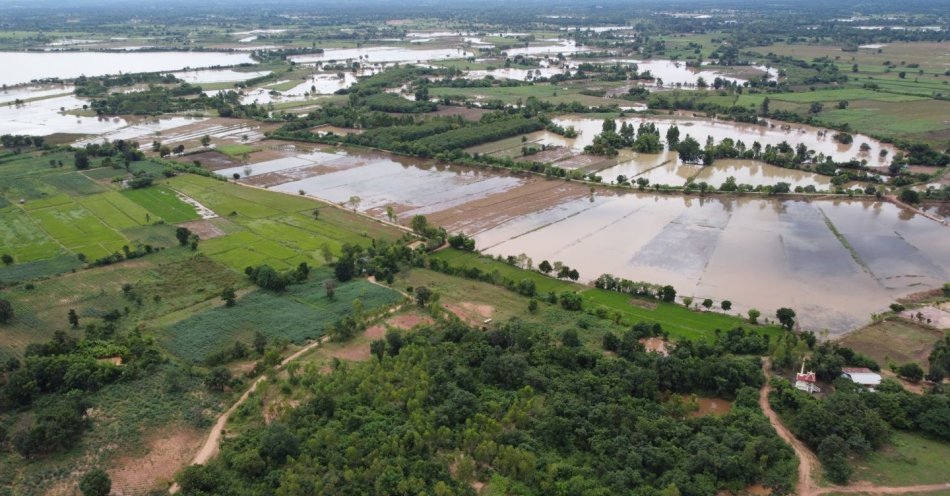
left=840, top=367, right=882, bottom=390
left=795, top=363, right=821, bottom=394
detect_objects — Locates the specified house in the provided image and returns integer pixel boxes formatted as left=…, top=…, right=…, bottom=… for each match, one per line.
left=840, top=367, right=882, bottom=390
left=795, top=363, right=821, bottom=394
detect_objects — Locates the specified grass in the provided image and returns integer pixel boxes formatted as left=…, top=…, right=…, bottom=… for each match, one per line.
left=840, top=319, right=945, bottom=367
left=0, top=250, right=243, bottom=357
left=121, top=186, right=200, bottom=224
left=42, top=171, right=108, bottom=196
left=848, top=431, right=950, bottom=486
left=28, top=200, right=129, bottom=260
left=0, top=255, right=83, bottom=284
left=0, top=207, right=63, bottom=262
left=78, top=191, right=155, bottom=230
left=216, top=144, right=262, bottom=157
left=430, top=248, right=783, bottom=342
left=162, top=274, right=403, bottom=362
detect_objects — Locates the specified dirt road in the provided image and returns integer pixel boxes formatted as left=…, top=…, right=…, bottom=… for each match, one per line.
left=760, top=359, right=820, bottom=495
left=169, top=336, right=329, bottom=493
left=759, top=359, right=950, bottom=496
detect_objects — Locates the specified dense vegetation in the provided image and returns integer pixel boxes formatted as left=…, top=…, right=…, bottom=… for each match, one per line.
left=177, top=319, right=798, bottom=496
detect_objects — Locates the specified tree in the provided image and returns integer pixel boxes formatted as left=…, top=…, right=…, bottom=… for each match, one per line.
left=527, top=299, right=538, bottom=314
left=200, top=135, right=211, bottom=147
left=702, top=298, right=713, bottom=310
left=205, top=366, right=232, bottom=391
left=253, top=331, right=267, bottom=354
left=818, top=435, right=852, bottom=484
left=175, top=227, right=192, bottom=247
left=415, top=286, right=432, bottom=307
left=1, top=254, right=12, bottom=265
left=371, top=339, right=386, bottom=361
left=68, top=309, right=79, bottom=328
left=665, top=125, right=680, bottom=149
left=324, top=279, right=337, bottom=299
left=899, top=189, right=920, bottom=204
left=79, top=469, right=111, bottom=496
left=561, top=329, right=581, bottom=348
left=0, top=297, right=13, bottom=323
left=386, top=330, right=404, bottom=355
left=676, top=136, right=702, bottom=163
left=748, top=309, right=761, bottom=324
left=721, top=300, right=732, bottom=311
left=660, top=285, right=676, bottom=303
left=568, top=269, right=579, bottom=281
left=74, top=149, right=90, bottom=170
left=776, top=308, right=796, bottom=330
left=538, top=260, right=552, bottom=274
left=682, top=296, right=694, bottom=308
left=259, top=423, right=300, bottom=465
left=897, top=362, right=924, bottom=383
left=221, top=287, right=236, bottom=307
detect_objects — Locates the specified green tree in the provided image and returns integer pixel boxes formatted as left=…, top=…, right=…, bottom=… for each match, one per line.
left=0, top=297, right=14, bottom=324
left=527, top=299, right=538, bottom=314
left=221, top=287, right=236, bottom=307
left=175, top=227, right=192, bottom=247
left=776, top=308, right=796, bottom=330
left=1, top=254, right=12, bottom=265
left=74, top=149, right=90, bottom=170
left=721, top=300, right=732, bottom=311
left=415, top=286, right=432, bottom=307
left=897, top=362, right=924, bottom=383
left=68, top=309, right=79, bottom=328
left=899, top=189, right=920, bottom=204
left=205, top=366, right=231, bottom=391
left=259, top=423, right=299, bottom=465
left=253, top=331, right=267, bottom=354
left=371, top=339, right=386, bottom=361
left=561, top=329, right=581, bottom=348
left=676, top=136, right=702, bottom=163
left=79, top=469, right=111, bottom=496
left=538, top=260, right=552, bottom=274
left=660, top=285, right=677, bottom=303
left=702, top=298, right=713, bottom=309
left=748, top=308, right=761, bottom=324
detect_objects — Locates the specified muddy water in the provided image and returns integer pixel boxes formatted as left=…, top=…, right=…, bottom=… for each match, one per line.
left=0, top=51, right=255, bottom=86
left=692, top=159, right=834, bottom=189
left=290, top=46, right=473, bottom=64
left=223, top=146, right=948, bottom=335
left=469, top=191, right=949, bottom=334
left=553, top=115, right=896, bottom=164
left=0, top=84, right=74, bottom=105
left=0, top=95, right=130, bottom=136
left=174, top=69, right=271, bottom=84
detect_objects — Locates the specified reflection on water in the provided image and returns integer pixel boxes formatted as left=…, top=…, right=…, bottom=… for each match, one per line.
left=224, top=147, right=949, bottom=335
left=291, top=46, right=473, bottom=64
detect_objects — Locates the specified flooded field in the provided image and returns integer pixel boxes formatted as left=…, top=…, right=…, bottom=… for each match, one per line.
left=225, top=146, right=950, bottom=334
left=290, top=46, right=473, bottom=64
left=0, top=51, right=255, bottom=86
left=174, top=69, right=271, bottom=84
left=0, top=95, right=130, bottom=136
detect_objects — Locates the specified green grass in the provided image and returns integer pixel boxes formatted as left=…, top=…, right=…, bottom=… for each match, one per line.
left=28, top=201, right=129, bottom=260
left=0, top=255, right=83, bottom=284
left=162, top=275, right=403, bottom=362
left=0, top=207, right=63, bottom=262
left=431, top=248, right=783, bottom=342
left=849, top=431, right=950, bottom=486
left=42, top=172, right=108, bottom=196
left=78, top=191, right=155, bottom=230
left=120, top=186, right=200, bottom=223
left=769, top=88, right=927, bottom=103
left=216, top=144, right=262, bottom=157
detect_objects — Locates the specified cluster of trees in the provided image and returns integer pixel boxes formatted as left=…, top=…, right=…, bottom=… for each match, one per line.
left=0, top=328, right=163, bottom=457
left=0, top=134, right=44, bottom=150
left=770, top=376, right=950, bottom=484
left=927, top=333, right=950, bottom=383
left=333, top=239, right=421, bottom=285
left=538, top=260, right=579, bottom=281
left=584, top=119, right=675, bottom=156
left=74, top=73, right=181, bottom=97
left=364, top=93, right=437, bottom=113
left=244, top=263, right=311, bottom=292
left=177, top=319, right=797, bottom=495
left=594, top=273, right=677, bottom=303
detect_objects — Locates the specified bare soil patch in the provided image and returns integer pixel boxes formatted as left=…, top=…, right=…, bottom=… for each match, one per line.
left=529, top=146, right=576, bottom=164
left=178, top=219, right=227, bottom=240
left=554, top=153, right=617, bottom=170
left=641, top=337, right=669, bottom=356
left=446, top=302, right=495, bottom=326
left=427, top=178, right=592, bottom=234
left=690, top=397, right=732, bottom=417
left=109, top=428, right=204, bottom=495
left=387, top=313, right=434, bottom=330
left=311, top=124, right=363, bottom=135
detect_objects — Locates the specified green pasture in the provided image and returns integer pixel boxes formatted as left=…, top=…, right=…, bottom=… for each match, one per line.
left=121, top=186, right=199, bottom=223
left=162, top=274, right=403, bottom=362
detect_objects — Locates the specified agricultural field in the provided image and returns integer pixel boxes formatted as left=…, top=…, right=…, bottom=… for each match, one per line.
left=430, top=248, right=784, bottom=341
left=846, top=431, right=950, bottom=487
left=839, top=318, right=945, bottom=367
left=162, top=272, right=403, bottom=362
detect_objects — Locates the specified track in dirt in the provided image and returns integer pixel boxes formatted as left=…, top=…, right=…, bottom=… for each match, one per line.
left=759, top=359, right=950, bottom=496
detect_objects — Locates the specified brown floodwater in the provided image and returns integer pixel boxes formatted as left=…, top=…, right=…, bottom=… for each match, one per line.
left=222, top=147, right=949, bottom=335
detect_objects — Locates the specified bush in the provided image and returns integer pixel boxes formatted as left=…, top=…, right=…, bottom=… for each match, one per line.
left=897, top=362, right=924, bottom=383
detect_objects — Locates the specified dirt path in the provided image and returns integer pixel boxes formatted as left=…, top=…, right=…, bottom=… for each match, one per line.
left=760, top=359, right=950, bottom=496
left=169, top=336, right=329, bottom=493
left=815, top=482, right=950, bottom=494
left=760, top=359, right=820, bottom=495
